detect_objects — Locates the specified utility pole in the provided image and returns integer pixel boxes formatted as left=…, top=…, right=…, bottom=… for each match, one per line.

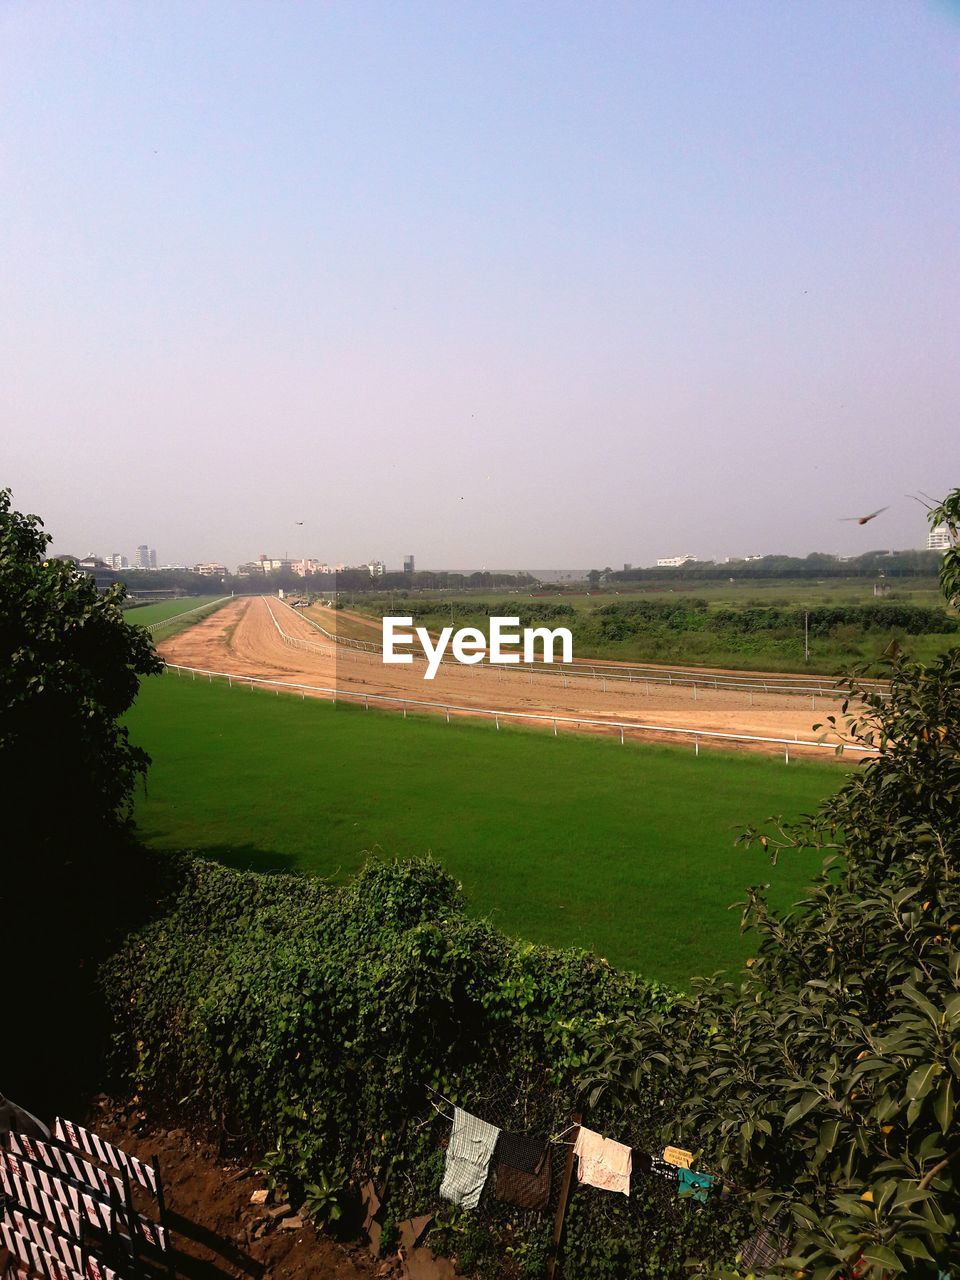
left=804, top=610, right=809, bottom=663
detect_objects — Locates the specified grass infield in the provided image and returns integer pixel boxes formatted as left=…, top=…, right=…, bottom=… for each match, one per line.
left=124, top=596, right=227, bottom=627
left=126, top=673, right=846, bottom=987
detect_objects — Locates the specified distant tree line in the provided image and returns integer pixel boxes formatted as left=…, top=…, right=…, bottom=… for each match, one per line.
left=109, top=567, right=537, bottom=598
left=90, top=548, right=946, bottom=600
left=608, top=548, right=944, bottom=583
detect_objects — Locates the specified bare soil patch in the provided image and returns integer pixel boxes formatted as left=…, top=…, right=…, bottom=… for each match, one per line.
left=79, top=1100, right=398, bottom=1280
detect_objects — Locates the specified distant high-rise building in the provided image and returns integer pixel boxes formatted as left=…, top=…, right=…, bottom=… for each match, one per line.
left=107, top=553, right=128, bottom=570
left=928, top=523, right=951, bottom=552
left=136, top=544, right=150, bottom=569
left=404, top=554, right=415, bottom=574
left=623, top=563, right=632, bottom=572
left=149, top=548, right=157, bottom=569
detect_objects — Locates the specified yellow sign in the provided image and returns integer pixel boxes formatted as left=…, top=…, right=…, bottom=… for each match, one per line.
left=662, top=1146, right=693, bottom=1169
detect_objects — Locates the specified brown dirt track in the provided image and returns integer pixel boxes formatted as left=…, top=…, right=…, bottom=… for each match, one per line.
left=158, top=597, right=866, bottom=759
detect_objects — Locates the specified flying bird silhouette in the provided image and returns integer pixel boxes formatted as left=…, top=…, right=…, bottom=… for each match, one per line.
left=839, top=507, right=889, bottom=525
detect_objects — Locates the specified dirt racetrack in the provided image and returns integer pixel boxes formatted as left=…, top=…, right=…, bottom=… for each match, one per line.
left=157, top=597, right=870, bottom=758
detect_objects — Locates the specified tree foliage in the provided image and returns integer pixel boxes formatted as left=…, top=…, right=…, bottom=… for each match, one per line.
left=0, top=488, right=163, bottom=844
left=102, top=856, right=692, bottom=1278
left=583, top=492, right=960, bottom=1277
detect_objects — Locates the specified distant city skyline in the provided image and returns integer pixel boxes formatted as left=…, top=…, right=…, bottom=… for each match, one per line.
left=65, top=529, right=944, bottom=579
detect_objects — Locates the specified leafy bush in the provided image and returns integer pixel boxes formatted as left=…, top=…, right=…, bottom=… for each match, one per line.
left=582, top=497, right=960, bottom=1278
left=1, top=488, right=163, bottom=1108
left=0, top=488, right=162, bottom=845
left=103, top=857, right=712, bottom=1273
left=588, top=600, right=957, bottom=640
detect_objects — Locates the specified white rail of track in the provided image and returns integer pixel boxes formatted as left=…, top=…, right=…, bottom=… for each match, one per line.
left=270, top=597, right=886, bottom=701
left=162, top=660, right=878, bottom=761
left=140, top=596, right=232, bottom=633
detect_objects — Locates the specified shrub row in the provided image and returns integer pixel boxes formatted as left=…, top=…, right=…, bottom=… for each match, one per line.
left=588, top=601, right=958, bottom=641
left=101, top=856, right=751, bottom=1278
left=402, top=600, right=579, bottom=624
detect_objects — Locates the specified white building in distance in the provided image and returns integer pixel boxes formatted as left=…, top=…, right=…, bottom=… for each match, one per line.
left=928, top=523, right=951, bottom=552
left=656, top=554, right=697, bottom=568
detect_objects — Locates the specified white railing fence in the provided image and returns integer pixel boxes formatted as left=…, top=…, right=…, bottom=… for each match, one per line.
left=142, top=596, right=232, bottom=633
left=268, top=597, right=885, bottom=707
left=162, top=660, right=878, bottom=763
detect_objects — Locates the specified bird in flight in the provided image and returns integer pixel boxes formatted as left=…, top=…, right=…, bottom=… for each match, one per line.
left=839, top=506, right=889, bottom=525
left=295, top=521, right=304, bottom=525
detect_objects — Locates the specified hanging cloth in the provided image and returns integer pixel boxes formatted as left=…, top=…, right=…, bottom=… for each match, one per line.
left=677, top=1167, right=714, bottom=1202
left=439, top=1108, right=500, bottom=1211
left=572, top=1125, right=632, bottom=1197
left=739, top=1219, right=792, bottom=1270
left=494, top=1132, right=551, bottom=1212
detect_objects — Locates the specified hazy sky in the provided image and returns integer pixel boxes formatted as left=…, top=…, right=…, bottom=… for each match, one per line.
left=2, top=2, right=957, bottom=570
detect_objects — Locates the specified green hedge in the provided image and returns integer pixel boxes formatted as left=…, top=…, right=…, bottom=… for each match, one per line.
left=589, top=600, right=957, bottom=639
left=101, top=856, right=750, bottom=1278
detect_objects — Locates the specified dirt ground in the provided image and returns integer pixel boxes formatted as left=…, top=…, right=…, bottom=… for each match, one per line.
left=65, top=1101, right=400, bottom=1280
left=157, top=596, right=869, bottom=759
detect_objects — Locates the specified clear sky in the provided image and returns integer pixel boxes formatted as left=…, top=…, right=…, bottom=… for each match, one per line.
left=2, top=1, right=957, bottom=570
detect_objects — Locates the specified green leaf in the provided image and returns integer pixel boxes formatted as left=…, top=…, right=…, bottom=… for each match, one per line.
left=861, top=1244, right=904, bottom=1272
left=819, top=1118, right=841, bottom=1151
left=784, top=1091, right=821, bottom=1128
left=906, top=1062, right=942, bottom=1103
left=895, top=1236, right=934, bottom=1262
left=933, top=1076, right=954, bottom=1134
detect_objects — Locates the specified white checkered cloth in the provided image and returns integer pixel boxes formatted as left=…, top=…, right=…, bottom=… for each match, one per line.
left=439, top=1108, right=500, bottom=1211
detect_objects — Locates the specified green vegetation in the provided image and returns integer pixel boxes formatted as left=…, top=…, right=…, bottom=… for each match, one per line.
left=104, top=856, right=720, bottom=1280
left=1, top=488, right=162, bottom=845
left=108, top=493, right=960, bottom=1278
left=0, top=487, right=163, bottom=1108
left=346, top=593, right=958, bottom=674
left=583, top=491, right=960, bottom=1277
left=125, top=595, right=228, bottom=627
left=127, top=674, right=840, bottom=984
left=348, top=575, right=946, bottom=612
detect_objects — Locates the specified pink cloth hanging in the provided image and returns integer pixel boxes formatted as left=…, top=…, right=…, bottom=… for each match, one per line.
left=572, top=1125, right=632, bottom=1196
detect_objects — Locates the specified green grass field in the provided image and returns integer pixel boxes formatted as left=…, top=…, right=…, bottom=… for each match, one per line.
left=126, top=673, right=846, bottom=986
left=125, top=596, right=227, bottom=627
